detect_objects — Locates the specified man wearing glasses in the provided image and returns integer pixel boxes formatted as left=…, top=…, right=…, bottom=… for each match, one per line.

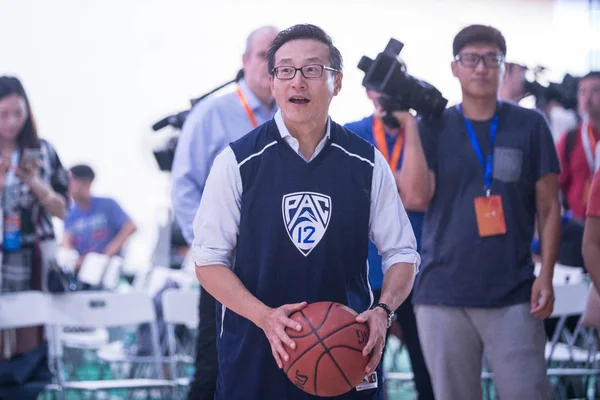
left=170, top=25, right=278, bottom=400
left=408, top=25, right=560, bottom=399
left=192, top=24, right=419, bottom=399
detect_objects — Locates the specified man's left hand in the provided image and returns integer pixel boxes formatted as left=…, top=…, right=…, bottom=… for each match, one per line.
left=356, top=308, right=388, bottom=375
left=530, top=274, right=554, bottom=318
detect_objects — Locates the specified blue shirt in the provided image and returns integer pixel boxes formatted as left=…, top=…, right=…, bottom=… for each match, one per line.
left=171, top=79, right=276, bottom=244
left=64, top=197, right=130, bottom=255
left=345, top=115, right=424, bottom=290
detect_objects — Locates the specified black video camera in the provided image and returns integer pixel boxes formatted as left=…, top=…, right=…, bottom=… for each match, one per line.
left=358, top=38, right=448, bottom=127
left=150, top=70, right=245, bottom=172
left=524, top=68, right=579, bottom=111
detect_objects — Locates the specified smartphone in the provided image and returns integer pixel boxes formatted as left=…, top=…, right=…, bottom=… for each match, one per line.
left=20, top=148, right=42, bottom=166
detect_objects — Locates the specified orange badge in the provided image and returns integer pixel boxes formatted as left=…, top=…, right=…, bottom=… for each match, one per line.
left=474, top=195, right=507, bottom=237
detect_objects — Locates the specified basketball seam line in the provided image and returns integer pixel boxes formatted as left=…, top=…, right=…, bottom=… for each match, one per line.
left=313, top=345, right=364, bottom=389
left=288, top=302, right=335, bottom=339
left=284, top=320, right=361, bottom=374
left=299, top=310, right=354, bottom=394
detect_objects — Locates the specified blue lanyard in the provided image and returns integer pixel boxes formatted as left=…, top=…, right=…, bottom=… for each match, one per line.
left=457, top=103, right=500, bottom=196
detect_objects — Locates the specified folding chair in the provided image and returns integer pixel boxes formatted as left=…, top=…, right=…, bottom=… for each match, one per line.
left=50, top=291, right=175, bottom=397
left=547, top=282, right=600, bottom=398
left=162, top=288, right=200, bottom=388
left=0, top=291, right=62, bottom=398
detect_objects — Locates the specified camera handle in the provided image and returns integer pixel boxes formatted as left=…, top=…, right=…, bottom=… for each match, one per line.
left=152, top=69, right=245, bottom=132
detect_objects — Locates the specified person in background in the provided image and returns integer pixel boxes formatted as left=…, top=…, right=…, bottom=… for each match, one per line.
left=0, top=75, right=69, bottom=399
left=62, top=164, right=136, bottom=265
left=345, top=89, right=434, bottom=400
left=583, top=166, right=600, bottom=289
left=170, top=26, right=278, bottom=400
left=409, top=25, right=560, bottom=399
left=557, top=71, right=600, bottom=221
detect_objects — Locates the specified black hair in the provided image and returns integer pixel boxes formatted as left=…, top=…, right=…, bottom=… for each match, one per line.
left=266, top=24, right=343, bottom=74
left=70, top=164, right=95, bottom=181
left=453, top=24, right=507, bottom=56
left=0, top=76, right=41, bottom=149
left=581, top=71, right=600, bottom=82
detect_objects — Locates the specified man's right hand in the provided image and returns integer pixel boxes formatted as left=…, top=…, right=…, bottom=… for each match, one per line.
left=257, top=301, right=307, bottom=369
left=374, top=110, right=417, bottom=130
left=390, top=110, right=417, bottom=129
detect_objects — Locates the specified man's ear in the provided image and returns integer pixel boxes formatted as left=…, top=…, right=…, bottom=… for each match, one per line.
left=333, top=73, right=343, bottom=96
left=451, top=61, right=459, bottom=78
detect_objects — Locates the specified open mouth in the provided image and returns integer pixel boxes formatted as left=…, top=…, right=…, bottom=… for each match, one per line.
left=289, top=96, right=310, bottom=104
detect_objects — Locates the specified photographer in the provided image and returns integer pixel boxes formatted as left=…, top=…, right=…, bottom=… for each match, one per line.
left=499, top=63, right=580, bottom=143
left=408, top=25, right=560, bottom=399
left=558, top=71, right=600, bottom=221
left=170, top=26, right=278, bottom=400
left=344, top=91, right=433, bottom=400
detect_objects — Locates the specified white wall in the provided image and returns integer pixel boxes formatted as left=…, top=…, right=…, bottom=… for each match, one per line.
left=0, top=0, right=594, bottom=268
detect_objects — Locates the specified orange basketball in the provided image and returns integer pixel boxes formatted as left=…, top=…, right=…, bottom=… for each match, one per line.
left=282, top=301, right=370, bottom=397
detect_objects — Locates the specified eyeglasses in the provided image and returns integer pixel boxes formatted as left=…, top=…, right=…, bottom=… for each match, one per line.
left=272, top=64, right=340, bottom=80
left=454, top=53, right=505, bottom=69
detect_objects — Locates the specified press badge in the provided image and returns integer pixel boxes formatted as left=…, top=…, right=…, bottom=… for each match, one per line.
left=356, top=372, right=378, bottom=391
left=474, top=195, right=507, bottom=237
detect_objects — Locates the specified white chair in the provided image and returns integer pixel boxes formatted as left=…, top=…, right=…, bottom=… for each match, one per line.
left=77, top=252, right=111, bottom=287
left=59, top=253, right=119, bottom=368
left=546, top=282, right=600, bottom=397
left=534, top=262, right=585, bottom=285
left=55, top=247, right=79, bottom=272
left=0, top=291, right=52, bottom=328
left=0, top=291, right=62, bottom=397
left=50, top=291, right=175, bottom=396
left=162, top=288, right=200, bottom=386
left=102, top=256, right=123, bottom=290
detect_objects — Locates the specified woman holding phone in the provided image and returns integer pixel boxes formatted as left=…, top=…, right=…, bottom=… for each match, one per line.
left=0, top=76, right=69, bottom=398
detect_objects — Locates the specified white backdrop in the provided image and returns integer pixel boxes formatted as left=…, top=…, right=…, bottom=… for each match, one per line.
left=0, top=0, right=595, bottom=269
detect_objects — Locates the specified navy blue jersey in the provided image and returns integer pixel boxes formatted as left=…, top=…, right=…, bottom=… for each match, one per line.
left=215, top=119, right=382, bottom=400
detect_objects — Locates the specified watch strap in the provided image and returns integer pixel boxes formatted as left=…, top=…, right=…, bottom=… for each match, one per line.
left=371, top=303, right=392, bottom=316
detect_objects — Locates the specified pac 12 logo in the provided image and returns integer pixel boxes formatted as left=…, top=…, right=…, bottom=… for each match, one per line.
left=282, top=192, right=331, bottom=256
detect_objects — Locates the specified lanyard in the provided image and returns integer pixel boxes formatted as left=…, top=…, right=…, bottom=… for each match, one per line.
left=458, top=103, right=500, bottom=196
left=373, top=117, right=404, bottom=170
left=236, top=87, right=258, bottom=129
left=581, top=119, right=598, bottom=174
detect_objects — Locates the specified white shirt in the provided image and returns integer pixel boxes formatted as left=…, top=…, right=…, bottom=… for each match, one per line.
left=192, top=110, right=420, bottom=275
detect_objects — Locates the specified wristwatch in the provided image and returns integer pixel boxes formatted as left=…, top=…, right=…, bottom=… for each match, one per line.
left=370, top=303, right=395, bottom=328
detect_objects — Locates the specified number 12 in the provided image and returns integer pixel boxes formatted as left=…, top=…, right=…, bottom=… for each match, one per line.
left=297, top=226, right=315, bottom=244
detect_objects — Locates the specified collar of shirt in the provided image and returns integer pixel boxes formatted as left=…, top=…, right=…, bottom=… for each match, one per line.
left=238, top=78, right=276, bottom=119
left=274, top=109, right=331, bottom=162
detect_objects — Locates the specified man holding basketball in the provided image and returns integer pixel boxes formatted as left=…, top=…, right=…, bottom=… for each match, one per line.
left=193, top=24, right=419, bottom=399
